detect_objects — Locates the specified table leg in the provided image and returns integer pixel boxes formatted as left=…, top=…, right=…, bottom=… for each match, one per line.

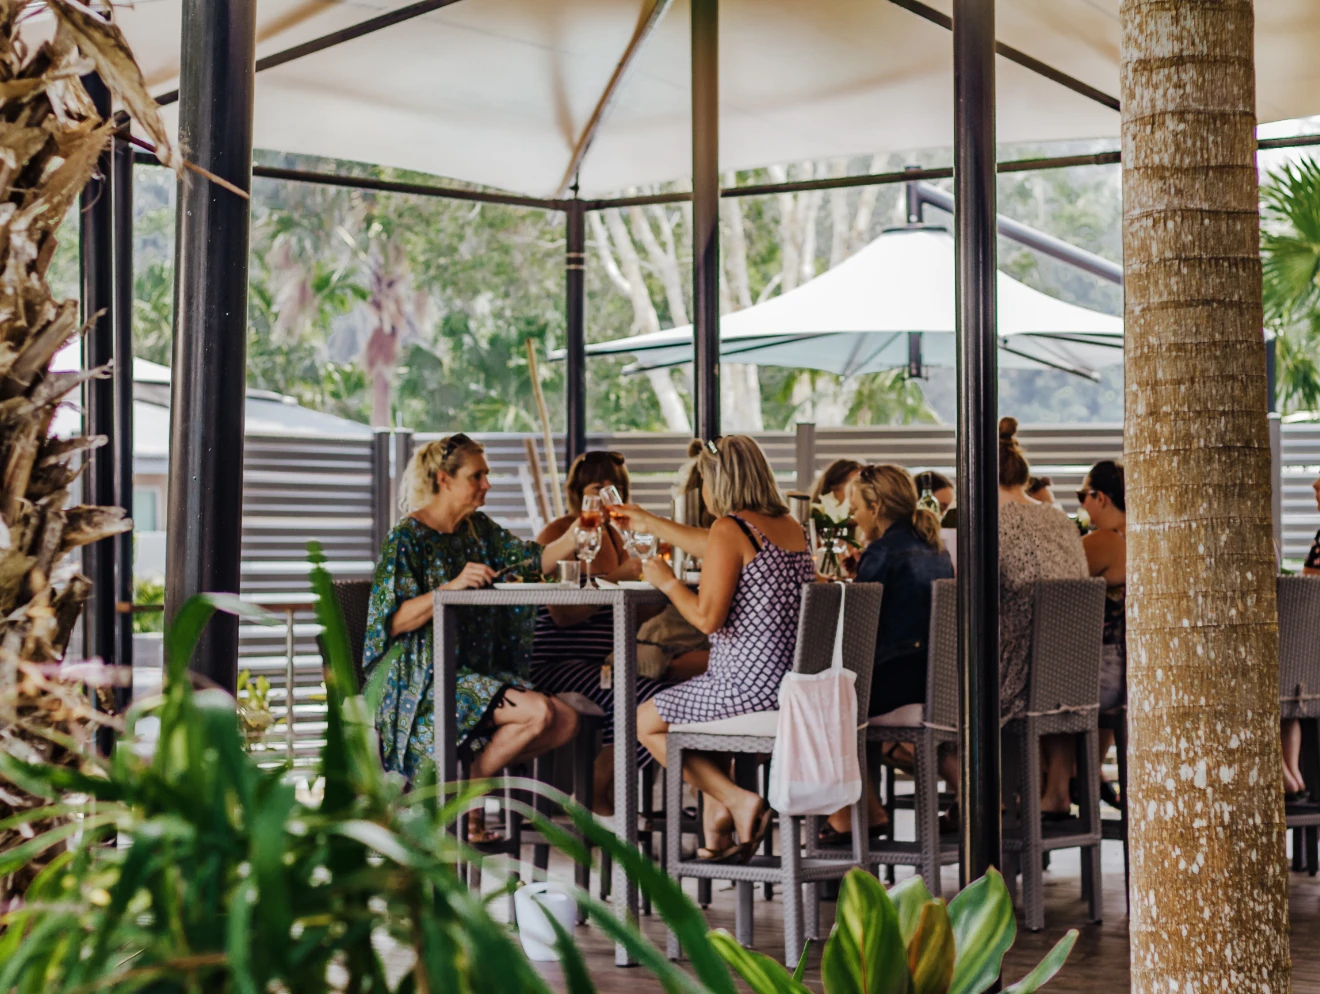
left=612, top=594, right=639, bottom=967
left=285, top=608, right=296, bottom=761
left=432, top=596, right=459, bottom=794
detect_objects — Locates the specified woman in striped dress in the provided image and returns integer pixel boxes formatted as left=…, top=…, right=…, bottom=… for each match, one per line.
left=529, top=451, right=688, bottom=813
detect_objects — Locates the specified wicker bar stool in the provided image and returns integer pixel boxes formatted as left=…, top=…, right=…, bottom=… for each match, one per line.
left=663, top=582, right=882, bottom=965
left=1001, top=577, right=1106, bottom=932
left=1279, top=575, right=1320, bottom=874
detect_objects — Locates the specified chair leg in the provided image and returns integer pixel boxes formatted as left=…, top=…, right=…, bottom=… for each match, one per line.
left=762, top=760, right=774, bottom=900
left=666, top=742, right=685, bottom=962
left=803, top=882, right=820, bottom=941
left=1021, top=727, right=1045, bottom=932
left=736, top=881, right=755, bottom=946
left=1079, top=729, right=1103, bottom=924
left=1115, top=710, right=1130, bottom=911
left=531, top=754, right=551, bottom=875
left=1308, top=826, right=1319, bottom=877
left=783, top=815, right=804, bottom=967
left=916, top=734, right=940, bottom=899
left=573, top=731, right=594, bottom=922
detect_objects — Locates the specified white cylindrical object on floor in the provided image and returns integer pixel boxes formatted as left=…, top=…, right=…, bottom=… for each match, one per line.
left=513, top=882, right=577, bottom=961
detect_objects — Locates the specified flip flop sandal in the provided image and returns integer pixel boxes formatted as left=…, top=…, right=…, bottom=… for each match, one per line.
left=880, top=742, right=917, bottom=775
left=694, top=843, right=744, bottom=864
left=816, top=822, right=890, bottom=847
left=739, top=805, right=775, bottom=865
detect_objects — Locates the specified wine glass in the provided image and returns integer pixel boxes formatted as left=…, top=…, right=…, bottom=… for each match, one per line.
left=575, top=524, right=602, bottom=587
left=598, top=484, right=634, bottom=550
left=579, top=494, right=603, bottom=531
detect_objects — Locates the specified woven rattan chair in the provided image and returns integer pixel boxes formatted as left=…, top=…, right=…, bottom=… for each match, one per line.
left=663, top=582, right=882, bottom=965
left=1001, top=577, right=1106, bottom=932
left=324, top=578, right=372, bottom=688
left=1279, top=575, right=1320, bottom=874
left=845, top=577, right=961, bottom=897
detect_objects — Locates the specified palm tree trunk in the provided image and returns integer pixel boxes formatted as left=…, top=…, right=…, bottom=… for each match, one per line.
left=1121, top=3, right=1291, bottom=991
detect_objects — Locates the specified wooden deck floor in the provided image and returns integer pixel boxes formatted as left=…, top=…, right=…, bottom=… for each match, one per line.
left=521, top=837, right=1320, bottom=993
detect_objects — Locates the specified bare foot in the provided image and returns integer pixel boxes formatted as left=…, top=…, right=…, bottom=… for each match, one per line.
left=725, top=788, right=768, bottom=845
left=467, top=810, right=503, bottom=845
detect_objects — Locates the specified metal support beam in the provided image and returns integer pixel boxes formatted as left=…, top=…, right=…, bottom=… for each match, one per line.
left=691, top=0, right=720, bottom=441
left=80, top=74, right=115, bottom=678
left=155, top=0, right=466, bottom=107
left=555, top=0, right=675, bottom=197
left=916, top=182, right=1123, bottom=285
left=887, top=0, right=1120, bottom=112
left=953, top=0, right=1002, bottom=887
left=165, top=0, right=257, bottom=691
left=112, top=122, right=135, bottom=713
left=565, top=201, right=588, bottom=467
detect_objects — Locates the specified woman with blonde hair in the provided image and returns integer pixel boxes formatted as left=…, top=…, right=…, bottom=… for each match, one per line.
left=619, top=436, right=816, bottom=862
left=820, top=464, right=954, bottom=845
left=363, top=434, right=583, bottom=841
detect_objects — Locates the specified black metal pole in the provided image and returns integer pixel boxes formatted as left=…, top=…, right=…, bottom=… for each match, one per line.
left=565, top=201, right=587, bottom=468
left=80, top=74, right=115, bottom=680
left=905, top=170, right=924, bottom=225
left=165, top=0, right=256, bottom=691
left=112, top=121, right=135, bottom=714
left=953, top=0, right=1002, bottom=887
left=691, top=0, right=720, bottom=441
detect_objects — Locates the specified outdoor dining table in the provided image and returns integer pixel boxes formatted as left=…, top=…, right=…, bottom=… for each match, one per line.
left=432, top=582, right=669, bottom=966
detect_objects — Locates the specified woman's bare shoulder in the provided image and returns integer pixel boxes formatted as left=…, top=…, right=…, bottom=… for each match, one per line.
left=536, top=515, right=575, bottom=545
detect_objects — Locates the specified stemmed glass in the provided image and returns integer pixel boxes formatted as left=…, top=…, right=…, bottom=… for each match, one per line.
left=630, top=530, right=658, bottom=563
left=577, top=495, right=603, bottom=587
left=598, top=484, right=633, bottom=551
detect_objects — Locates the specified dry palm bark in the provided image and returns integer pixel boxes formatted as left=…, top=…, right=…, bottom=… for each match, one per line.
left=1121, top=2, right=1291, bottom=991
left=0, top=0, right=174, bottom=899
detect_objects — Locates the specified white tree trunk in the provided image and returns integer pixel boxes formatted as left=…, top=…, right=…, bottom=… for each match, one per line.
left=590, top=209, right=691, bottom=432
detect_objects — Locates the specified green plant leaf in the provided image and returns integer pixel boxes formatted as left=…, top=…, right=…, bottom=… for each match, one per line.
left=0, top=810, right=118, bottom=877
left=793, top=938, right=812, bottom=983
left=227, top=877, right=262, bottom=994
left=562, top=801, right=737, bottom=994
left=889, top=875, right=935, bottom=946
left=948, top=868, right=1015, bottom=994
left=709, top=929, right=812, bottom=994
left=1003, top=930, right=1078, bottom=993
left=821, top=867, right=911, bottom=994
left=542, top=891, right=599, bottom=994
left=907, top=900, right=956, bottom=994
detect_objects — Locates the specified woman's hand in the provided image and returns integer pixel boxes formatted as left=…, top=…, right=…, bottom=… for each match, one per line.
left=442, top=562, right=497, bottom=591
left=642, top=557, right=679, bottom=593
left=613, top=503, right=658, bottom=533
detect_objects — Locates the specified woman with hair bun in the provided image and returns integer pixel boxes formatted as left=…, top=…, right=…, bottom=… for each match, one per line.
left=997, top=417, right=1089, bottom=821
left=820, top=464, right=954, bottom=845
left=363, top=434, right=584, bottom=840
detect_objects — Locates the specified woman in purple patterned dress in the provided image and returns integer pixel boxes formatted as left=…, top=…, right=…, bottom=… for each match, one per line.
left=621, top=436, right=817, bottom=863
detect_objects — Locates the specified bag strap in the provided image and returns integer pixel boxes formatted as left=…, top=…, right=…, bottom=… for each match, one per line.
left=831, top=583, right=848, bottom=672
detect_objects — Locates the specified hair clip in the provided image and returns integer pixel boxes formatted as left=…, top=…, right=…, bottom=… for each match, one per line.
left=703, top=437, right=721, bottom=455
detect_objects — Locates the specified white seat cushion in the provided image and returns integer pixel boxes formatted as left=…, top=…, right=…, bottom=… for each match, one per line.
left=670, top=710, right=780, bottom=737
left=867, top=703, right=924, bottom=728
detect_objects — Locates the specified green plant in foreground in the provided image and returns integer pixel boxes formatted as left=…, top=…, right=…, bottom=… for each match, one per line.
left=0, top=547, right=736, bottom=994
left=708, top=868, right=1076, bottom=994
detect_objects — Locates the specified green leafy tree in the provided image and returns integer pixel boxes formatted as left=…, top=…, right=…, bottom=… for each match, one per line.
left=1261, top=158, right=1320, bottom=415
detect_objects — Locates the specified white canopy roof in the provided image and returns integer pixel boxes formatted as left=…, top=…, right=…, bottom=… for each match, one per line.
left=574, top=225, right=1123, bottom=378
left=26, top=1, right=1320, bottom=198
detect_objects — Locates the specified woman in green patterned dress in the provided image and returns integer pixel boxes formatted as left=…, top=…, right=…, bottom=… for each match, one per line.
left=364, top=434, right=582, bottom=840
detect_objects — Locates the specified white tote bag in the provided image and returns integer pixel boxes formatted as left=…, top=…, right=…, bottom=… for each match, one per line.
left=767, top=587, right=863, bottom=816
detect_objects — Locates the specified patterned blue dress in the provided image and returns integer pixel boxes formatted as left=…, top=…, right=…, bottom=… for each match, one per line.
left=363, top=513, right=542, bottom=779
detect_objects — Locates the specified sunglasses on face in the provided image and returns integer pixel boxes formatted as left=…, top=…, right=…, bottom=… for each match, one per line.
left=1076, top=488, right=1097, bottom=504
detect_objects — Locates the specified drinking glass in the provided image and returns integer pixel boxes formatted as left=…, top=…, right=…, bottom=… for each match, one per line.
left=557, top=560, right=581, bottom=587
left=575, top=525, right=601, bottom=587
left=631, top=531, right=658, bottom=562
left=598, top=484, right=635, bottom=550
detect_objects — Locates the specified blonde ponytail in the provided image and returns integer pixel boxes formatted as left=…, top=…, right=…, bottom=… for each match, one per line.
left=854, top=463, right=943, bottom=551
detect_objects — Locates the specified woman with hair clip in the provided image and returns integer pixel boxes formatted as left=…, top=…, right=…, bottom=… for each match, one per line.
left=617, top=436, right=817, bottom=863
left=363, top=434, right=584, bottom=842
left=820, top=464, right=954, bottom=846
